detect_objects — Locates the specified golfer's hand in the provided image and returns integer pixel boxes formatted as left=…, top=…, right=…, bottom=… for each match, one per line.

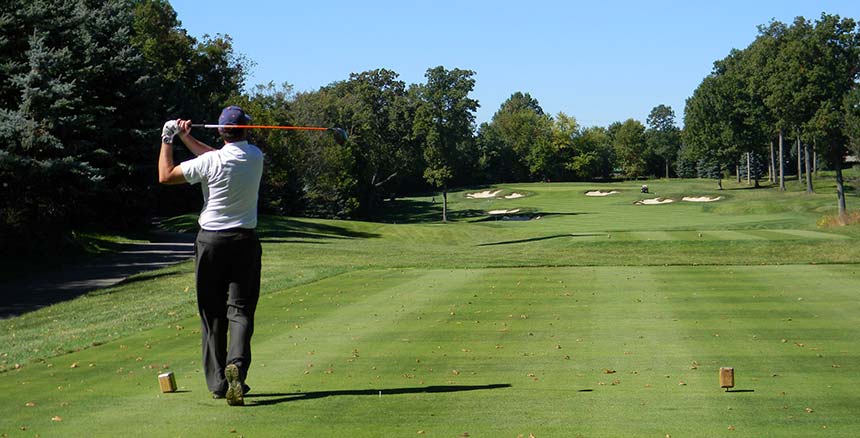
left=177, top=120, right=192, bottom=139
left=161, top=120, right=179, bottom=144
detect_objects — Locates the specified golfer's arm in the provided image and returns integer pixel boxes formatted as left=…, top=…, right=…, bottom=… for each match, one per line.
left=178, top=133, right=217, bottom=156
left=158, top=142, right=187, bottom=185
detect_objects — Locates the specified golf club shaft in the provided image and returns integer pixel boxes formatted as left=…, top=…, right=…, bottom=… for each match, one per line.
left=192, top=124, right=329, bottom=131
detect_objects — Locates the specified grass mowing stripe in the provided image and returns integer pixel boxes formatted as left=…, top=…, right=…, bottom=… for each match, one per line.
left=2, top=265, right=859, bottom=436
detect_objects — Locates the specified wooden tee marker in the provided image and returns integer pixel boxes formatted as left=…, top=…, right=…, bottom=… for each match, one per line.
left=158, top=371, right=177, bottom=393
left=719, top=367, right=734, bottom=391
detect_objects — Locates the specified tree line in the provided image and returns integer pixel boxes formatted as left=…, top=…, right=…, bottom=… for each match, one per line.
left=2, top=2, right=858, bottom=256
left=683, top=13, right=860, bottom=215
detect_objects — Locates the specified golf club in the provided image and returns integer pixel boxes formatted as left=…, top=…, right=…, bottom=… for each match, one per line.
left=191, top=124, right=348, bottom=145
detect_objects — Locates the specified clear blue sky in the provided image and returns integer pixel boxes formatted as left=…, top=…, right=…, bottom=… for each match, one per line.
left=170, top=0, right=859, bottom=128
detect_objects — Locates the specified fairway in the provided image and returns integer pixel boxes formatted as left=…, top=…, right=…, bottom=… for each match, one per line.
left=2, top=179, right=860, bottom=437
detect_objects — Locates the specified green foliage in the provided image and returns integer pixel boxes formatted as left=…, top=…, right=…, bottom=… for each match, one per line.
left=566, top=124, right=614, bottom=180
left=645, top=104, right=681, bottom=177
left=610, top=119, right=648, bottom=178
left=478, top=92, right=555, bottom=181
left=845, top=87, right=860, bottom=155
left=0, top=0, right=249, bottom=254
left=686, top=13, right=860, bottom=210
left=412, top=66, right=478, bottom=220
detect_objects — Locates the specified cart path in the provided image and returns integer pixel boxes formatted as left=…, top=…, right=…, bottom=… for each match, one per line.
left=0, top=230, right=196, bottom=319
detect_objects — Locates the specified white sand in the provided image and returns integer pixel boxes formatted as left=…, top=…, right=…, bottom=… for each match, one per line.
left=585, top=190, right=620, bottom=197
left=504, top=193, right=525, bottom=199
left=466, top=190, right=502, bottom=199
left=488, top=208, right=521, bottom=215
left=682, top=196, right=723, bottom=202
left=635, top=198, right=674, bottom=205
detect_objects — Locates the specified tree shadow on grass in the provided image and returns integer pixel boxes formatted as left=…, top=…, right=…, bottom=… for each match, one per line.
left=477, top=233, right=605, bottom=247
left=370, top=199, right=488, bottom=224
left=256, top=217, right=380, bottom=241
left=244, top=384, right=511, bottom=406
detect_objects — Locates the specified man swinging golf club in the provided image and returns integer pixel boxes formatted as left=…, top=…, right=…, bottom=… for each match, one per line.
left=158, top=105, right=264, bottom=406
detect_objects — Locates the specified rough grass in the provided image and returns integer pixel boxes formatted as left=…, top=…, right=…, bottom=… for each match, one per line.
left=2, top=176, right=859, bottom=437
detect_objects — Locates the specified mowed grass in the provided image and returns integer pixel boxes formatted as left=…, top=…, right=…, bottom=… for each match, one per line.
left=2, top=175, right=860, bottom=437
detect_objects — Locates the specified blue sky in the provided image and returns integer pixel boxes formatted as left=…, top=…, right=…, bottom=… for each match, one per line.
left=170, top=0, right=859, bottom=128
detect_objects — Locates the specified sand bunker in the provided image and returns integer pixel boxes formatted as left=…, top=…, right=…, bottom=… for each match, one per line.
left=504, top=193, right=525, bottom=199
left=634, top=198, right=674, bottom=205
left=585, top=190, right=620, bottom=197
left=682, top=196, right=723, bottom=202
left=466, top=190, right=502, bottom=199
left=488, top=208, right=521, bottom=215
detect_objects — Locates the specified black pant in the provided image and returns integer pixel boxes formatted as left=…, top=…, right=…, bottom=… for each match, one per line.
left=194, top=228, right=261, bottom=394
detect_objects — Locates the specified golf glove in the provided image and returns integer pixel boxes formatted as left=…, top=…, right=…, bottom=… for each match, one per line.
left=161, top=120, right=179, bottom=144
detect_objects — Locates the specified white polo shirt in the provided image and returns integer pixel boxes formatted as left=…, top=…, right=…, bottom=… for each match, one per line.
left=180, top=141, right=264, bottom=230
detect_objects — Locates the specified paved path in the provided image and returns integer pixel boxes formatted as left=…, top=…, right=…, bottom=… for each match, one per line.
left=0, top=231, right=195, bottom=319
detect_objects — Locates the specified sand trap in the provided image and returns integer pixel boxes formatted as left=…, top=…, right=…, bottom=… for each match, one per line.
left=682, top=196, right=723, bottom=202
left=488, top=208, right=521, bottom=215
left=634, top=198, right=674, bottom=205
left=466, top=190, right=502, bottom=199
left=504, top=193, right=525, bottom=199
left=585, top=190, right=620, bottom=197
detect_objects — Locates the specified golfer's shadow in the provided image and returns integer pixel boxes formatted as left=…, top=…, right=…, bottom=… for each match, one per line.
left=245, top=383, right=511, bottom=406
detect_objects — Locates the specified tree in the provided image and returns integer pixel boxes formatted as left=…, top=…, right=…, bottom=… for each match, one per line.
left=478, top=92, right=552, bottom=182
left=645, top=104, right=681, bottom=178
left=412, top=66, right=479, bottom=222
left=610, top=119, right=648, bottom=178
left=566, top=123, right=614, bottom=180
left=846, top=86, right=860, bottom=157
left=334, top=69, right=419, bottom=215
left=0, top=0, right=150, bottom=253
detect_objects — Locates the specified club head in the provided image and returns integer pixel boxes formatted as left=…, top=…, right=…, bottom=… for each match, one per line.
left=329, top=127, right=348, bottom=145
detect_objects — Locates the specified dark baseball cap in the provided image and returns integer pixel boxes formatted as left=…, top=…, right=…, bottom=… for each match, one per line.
left=218, top=105, right=252, bottom=128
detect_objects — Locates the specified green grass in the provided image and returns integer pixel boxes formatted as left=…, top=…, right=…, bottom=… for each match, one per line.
left=2, top=176, right=859, bottom=437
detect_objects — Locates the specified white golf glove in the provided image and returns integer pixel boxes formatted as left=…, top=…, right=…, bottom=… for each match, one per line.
left=161, top=120, right=179, bottom=144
